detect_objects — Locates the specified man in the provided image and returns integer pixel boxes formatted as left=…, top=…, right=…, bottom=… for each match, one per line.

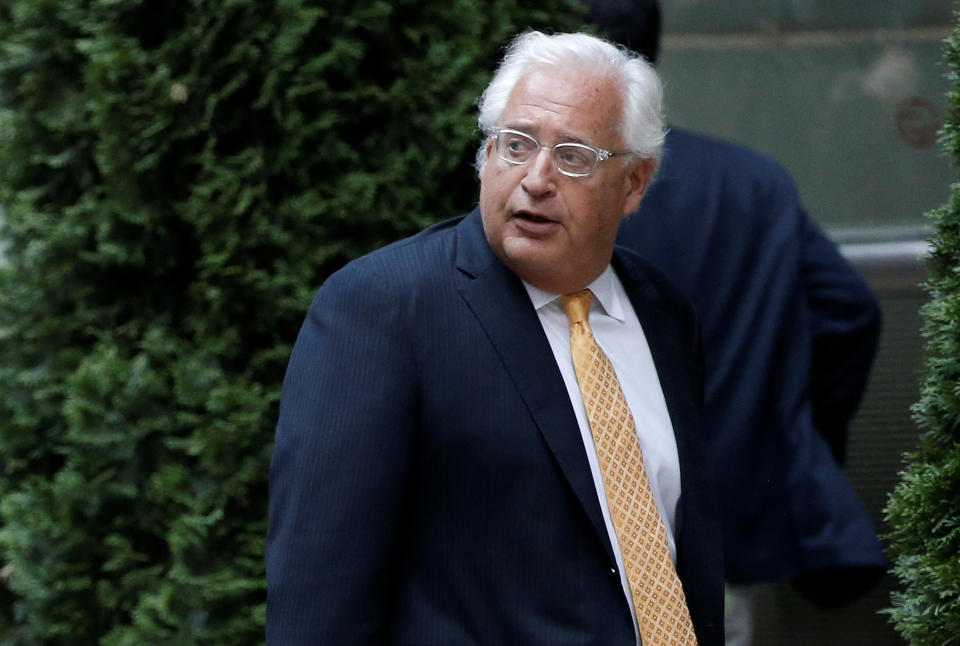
left=267, top=31, right=724, bottom=645
left=581, top=2, right=887, bottom=644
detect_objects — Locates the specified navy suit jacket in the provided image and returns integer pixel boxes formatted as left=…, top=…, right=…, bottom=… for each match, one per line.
left=267, top=209, right=724, bottom=644
left=617, top=128, right=886, bottom=590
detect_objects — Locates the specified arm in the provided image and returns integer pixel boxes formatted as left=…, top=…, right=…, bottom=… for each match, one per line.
left=266, top=263, right=416, bottom=644
left=800, top=213, right=882, bottom=464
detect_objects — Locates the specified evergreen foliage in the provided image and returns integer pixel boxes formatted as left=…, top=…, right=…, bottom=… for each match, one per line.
left=0, top=1, right=585, bottom=643
left=884, top=15, right=960, bottom=646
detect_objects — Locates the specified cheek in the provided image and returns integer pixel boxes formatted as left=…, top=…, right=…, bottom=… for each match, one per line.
left=479, top=186, right=498, bottom=225
left=479, top=170, right=494, bottom=209
left=577, top=190, right=626, bottom=237
left=569, top=188, right=615, bottom=229
left=480, top=170, right=512, bottom=210
left=594, top=177, right=632, bottom=219
left=479, top=178, right=505, bottom=238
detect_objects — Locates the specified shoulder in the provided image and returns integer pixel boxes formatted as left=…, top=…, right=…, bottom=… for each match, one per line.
left=665, top=128, right=789, bottom=178
left=322, top=214, right=465, bottom=295
left=650, top=128, right=806, bottom=238
left=661, top=128, right=799, bottom=198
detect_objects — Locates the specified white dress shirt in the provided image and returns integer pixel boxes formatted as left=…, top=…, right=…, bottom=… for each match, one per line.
left=523, top=265, right=682, bottom=644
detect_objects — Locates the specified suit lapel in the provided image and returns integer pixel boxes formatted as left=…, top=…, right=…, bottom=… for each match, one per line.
left=612, top=247, right=700, bottom=542
left=453, top=211, right=615, bottom=563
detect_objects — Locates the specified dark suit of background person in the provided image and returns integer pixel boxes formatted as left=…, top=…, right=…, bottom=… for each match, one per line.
left=620, top=128, right=886, bottom=588
left=581, top=0, right=888, bottom=635
left=267, top=31, right=724, bottom=646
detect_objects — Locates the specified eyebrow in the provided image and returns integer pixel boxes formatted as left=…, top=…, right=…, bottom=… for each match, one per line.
left=500, top=123, right=597, bottom=148
left=555, top=130, right=594, bottom=146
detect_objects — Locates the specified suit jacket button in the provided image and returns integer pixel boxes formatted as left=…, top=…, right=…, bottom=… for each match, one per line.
left=610, top=567, right=617, bottom=575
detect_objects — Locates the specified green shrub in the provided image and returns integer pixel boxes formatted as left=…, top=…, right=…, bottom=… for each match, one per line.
left=0, top=1, right=585, bottom=643
left=884, top=15, right=960, bottom=646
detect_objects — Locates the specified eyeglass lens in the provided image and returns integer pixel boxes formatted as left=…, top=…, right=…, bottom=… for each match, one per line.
left=496, top=130, right=598, bottom=176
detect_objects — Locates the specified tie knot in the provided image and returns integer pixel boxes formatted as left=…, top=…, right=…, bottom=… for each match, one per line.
left=559, top=289, right=593, bottom=328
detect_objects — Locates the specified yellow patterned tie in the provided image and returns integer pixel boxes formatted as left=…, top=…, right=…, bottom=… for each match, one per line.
left=559, top=289, right=698, bottom=646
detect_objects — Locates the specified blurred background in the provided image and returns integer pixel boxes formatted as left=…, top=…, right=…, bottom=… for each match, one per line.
left=659, top=0, right=950, bottom=239
left=653, top=1, right=951, bottom=643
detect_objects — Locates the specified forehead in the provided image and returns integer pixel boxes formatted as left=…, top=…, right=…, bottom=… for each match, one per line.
left=499, top=65, right=623, bottom=144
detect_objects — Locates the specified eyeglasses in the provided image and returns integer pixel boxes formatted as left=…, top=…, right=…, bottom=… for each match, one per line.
left=490, top=128, right=634, bottom=178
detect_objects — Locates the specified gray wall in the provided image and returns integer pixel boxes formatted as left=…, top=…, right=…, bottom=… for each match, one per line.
left=657, top=0, right=954, bottom=240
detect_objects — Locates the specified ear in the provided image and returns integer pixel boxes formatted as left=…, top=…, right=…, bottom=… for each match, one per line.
left=621, top=158, right=655, bottom=215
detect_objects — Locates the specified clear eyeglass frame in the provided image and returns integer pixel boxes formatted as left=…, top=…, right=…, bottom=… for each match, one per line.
left=490, top=127, right=634, bottom=178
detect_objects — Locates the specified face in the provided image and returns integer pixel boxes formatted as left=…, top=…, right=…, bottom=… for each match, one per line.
left=479, top=65, right=653, bottom=294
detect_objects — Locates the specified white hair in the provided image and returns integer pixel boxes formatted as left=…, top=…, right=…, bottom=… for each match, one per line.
left=475, top=31, right=665, bottom=172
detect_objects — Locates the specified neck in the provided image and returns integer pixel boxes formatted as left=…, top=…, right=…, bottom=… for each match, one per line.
left=521, top=264, right=608, bottom=296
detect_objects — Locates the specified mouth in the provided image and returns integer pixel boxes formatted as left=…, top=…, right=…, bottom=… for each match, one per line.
left=513, top=210, right=557, bottom=225
left=509, top=210, right=562, bottom=238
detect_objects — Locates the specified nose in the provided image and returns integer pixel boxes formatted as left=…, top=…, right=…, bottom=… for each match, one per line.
left=520, top=146, right=557, bottom=197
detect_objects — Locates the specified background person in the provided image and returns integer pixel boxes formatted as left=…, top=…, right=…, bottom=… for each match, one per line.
left=580, top=1, right=888, bottom=644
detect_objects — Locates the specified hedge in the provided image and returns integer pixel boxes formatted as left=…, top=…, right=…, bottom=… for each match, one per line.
left=884, top=14, right=960, bottom=646
left=0, top=1, right=586, bottom=643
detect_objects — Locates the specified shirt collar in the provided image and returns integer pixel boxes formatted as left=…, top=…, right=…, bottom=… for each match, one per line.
left=522, top=265, right=625, bottom=322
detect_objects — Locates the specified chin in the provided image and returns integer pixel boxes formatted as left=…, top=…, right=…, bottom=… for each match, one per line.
left=502, top=240, right=559, bottom=268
